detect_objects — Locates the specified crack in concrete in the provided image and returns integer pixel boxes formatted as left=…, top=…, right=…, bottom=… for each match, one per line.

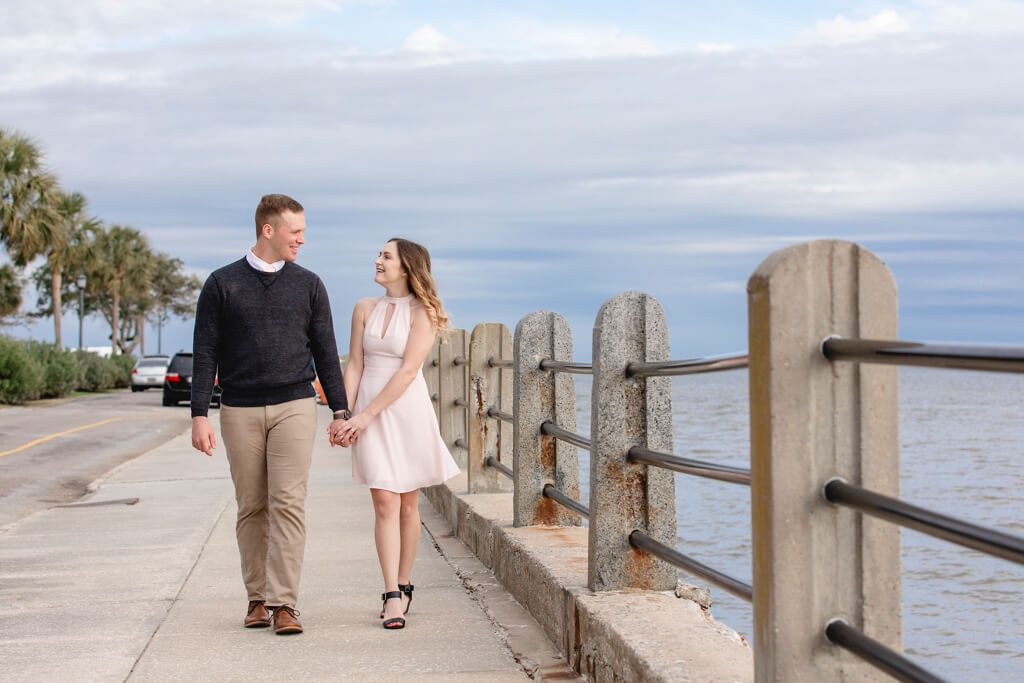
left=419, top=503, right=582, bottom=682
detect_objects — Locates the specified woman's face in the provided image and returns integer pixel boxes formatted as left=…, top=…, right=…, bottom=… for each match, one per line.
left=374, top=241, right=405, bottom=287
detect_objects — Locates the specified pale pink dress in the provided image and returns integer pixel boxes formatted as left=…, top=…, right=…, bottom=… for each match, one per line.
left=351, top=294, right=460, bottom=493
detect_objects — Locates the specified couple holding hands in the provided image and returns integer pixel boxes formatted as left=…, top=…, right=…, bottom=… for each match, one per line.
left=189, top=194, right=459, bottom=635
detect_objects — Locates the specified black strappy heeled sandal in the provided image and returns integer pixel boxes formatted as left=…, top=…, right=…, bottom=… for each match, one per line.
left=380, top=583, right=415, bottom=618
left=400, top=583, right=414, bottom=614
left=381, top=591, right=406, bottom=630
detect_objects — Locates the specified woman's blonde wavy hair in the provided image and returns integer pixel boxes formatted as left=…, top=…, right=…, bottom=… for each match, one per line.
left=389, top=237, right=451, bottom=335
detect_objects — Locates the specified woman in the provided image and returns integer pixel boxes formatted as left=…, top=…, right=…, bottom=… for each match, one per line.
left=329, top=238, right=460, bottom=630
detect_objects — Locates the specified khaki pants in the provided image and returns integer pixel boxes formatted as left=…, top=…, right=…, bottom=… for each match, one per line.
left=220, top=398, right=317, bottom=607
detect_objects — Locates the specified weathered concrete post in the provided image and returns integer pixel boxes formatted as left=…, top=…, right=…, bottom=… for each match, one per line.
left=513, top=311, right=581, bottom=527
left=424, top=338, right=441, bottom=422
left=589, top=292, right=676, bottom=591
left=436, top=328, right=469, bottom=470
left=748, top=240, right=901, bottom=682
left=468, top=323, right=514, bottom=493
left=421, top=329, right=468, bottom=471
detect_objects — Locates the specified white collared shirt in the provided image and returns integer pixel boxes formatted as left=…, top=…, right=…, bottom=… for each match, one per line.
left=246, top=248, right=285, bottom=273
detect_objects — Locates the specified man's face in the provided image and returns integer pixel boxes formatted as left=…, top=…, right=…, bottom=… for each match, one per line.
left=265, top=210, right=306, bottom=262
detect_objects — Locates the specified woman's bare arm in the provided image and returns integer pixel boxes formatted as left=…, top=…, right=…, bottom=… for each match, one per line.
left=343, top=298, right=374, bottom=409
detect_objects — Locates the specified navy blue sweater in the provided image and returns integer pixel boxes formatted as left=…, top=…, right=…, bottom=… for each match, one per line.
left=190, top=258, right=347, bottom=417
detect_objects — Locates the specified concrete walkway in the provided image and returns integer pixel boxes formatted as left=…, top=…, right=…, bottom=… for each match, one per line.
left=0, top=412, right=533, bottom=682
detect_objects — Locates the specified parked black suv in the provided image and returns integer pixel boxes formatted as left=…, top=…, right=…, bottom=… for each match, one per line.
left=162, top=352, right=221, bottom=408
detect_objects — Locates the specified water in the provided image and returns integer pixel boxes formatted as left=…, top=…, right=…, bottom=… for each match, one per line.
left=571, top=368, right=1022, bottom=682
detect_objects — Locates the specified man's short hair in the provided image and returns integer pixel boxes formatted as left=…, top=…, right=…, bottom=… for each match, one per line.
left=255, top=194, right=304, bottom=236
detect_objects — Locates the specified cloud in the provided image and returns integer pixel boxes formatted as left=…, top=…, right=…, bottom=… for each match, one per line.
left=394, top=17, right=663, bottom=62
left=807, top=9, right=912, bottom=45
left=2, top=3, right=1022, bottom=354
left=1, top=1, right=355, bottom=50
left=10, top=29, right=1024, bottom=219
left=403, top=25, right=451, bottom=53
left=7, top=29, right=1022, bottom=228
left=696, top=42, right=736, bottom=55
left=907, top=0, right=1024, bottom=36
left=502, top=20, right=662, bottom=58
left=800, top=1, right=1024, bottom=46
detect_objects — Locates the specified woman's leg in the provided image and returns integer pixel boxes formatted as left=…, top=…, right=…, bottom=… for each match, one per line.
left=370, top=488, right=403, bottom=620
left=397, top=489, right=421, bottom=612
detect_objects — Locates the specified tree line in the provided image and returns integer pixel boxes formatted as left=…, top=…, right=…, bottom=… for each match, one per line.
left=1, top=128, right=200, bottom=354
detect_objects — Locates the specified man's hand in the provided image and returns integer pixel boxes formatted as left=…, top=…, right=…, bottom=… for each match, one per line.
left=327, top=418, right=355, bottom=448
left=192, top=416, right=217, bottom=456
left=332, top=412, right=370, bottom=448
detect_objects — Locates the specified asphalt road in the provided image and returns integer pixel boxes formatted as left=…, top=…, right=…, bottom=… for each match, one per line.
left=0, top=388, right=196, bottom=530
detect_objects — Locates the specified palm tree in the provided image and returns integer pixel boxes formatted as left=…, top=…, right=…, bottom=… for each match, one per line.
left=31, top=219, right=100, bottom=341
left=90, top=225, right=153, bottom=355
left=41, top=192, right=99, bottom=347
left=0, top=129, right=43, bottom=252
left=0, top=129, right=62, bottom=266
left=149, top=254, right=202, bottom=353
left=0, top=264, right=21, bottom=322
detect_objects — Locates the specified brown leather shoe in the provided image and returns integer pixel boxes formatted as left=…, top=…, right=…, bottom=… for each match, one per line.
left=272, top=605, right=303, bottom=635
left=244, top=600, right=272, bottom=628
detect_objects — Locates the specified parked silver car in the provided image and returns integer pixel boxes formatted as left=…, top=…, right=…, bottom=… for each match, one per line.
left=132, top=355, right=170, bottom=392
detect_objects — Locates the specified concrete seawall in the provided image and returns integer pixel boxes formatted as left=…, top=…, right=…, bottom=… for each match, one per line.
left=425, top=473, right=753, bottom=682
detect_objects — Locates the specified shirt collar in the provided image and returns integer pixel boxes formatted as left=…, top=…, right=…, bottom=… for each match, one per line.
left=246, top=248, right=285, bottom=273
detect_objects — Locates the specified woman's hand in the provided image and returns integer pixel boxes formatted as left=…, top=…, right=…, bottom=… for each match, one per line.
left=327, top=418, right=359, bottom=447
left=332, top=412, right=372, bottom=447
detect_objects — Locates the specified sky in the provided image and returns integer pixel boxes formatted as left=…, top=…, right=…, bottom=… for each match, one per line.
left=2, top=0, right=1023, bottom=359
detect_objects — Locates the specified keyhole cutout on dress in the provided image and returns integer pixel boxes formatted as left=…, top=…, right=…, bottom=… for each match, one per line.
left=380, top=303, right=396, bottom=340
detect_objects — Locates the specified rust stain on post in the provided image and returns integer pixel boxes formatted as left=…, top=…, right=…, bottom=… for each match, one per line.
left=473, top=376, right=485, bottom=414
left=534, top=495, right=561, bottom=526
left=623, top=547, right=660, bottom=589
left=540, top=434, right=557, bottom=469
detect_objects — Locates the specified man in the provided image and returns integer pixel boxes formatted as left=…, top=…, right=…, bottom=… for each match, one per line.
left=190, top=194, right=351, bottom=635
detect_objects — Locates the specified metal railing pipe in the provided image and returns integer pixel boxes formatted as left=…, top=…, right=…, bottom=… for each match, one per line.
left=452, top=438, right=467, bottom=449
left=627, top=352, right=749, bottom=378
left=627, top=446, right=751, bottom=485
left=453, top=398, right=468, bottom=408
left=629, top=530, right=753, bottom=602
left=825, top=619, right=948, bottom=683
left=822, top=337, right=1024, bottom=374
left=488, top=357, right=513, bottom=369
left=484, top=455, right=513, bottom=479
left=452, top=355, right=468, bottom=366
left=538, top=359, right=593, bottom=374
left=824, top=479, right=1024, bottom=565
left=543, top=483, right=590, bottom=518
left=540, top=421, right=592, bottom=451
left=487, top=407, right=514, bottom=423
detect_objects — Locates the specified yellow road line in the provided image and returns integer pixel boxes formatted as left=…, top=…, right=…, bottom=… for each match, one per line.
left=0, top=417, right=121, bottom=458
